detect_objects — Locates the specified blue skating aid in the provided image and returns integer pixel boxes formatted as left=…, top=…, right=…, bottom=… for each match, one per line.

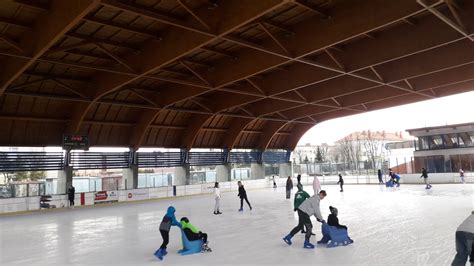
left=178, top=229, right=203, bottom=255
left=385, top=180, right=395, bottom=187
left=318, top=223, right=354, bottom=248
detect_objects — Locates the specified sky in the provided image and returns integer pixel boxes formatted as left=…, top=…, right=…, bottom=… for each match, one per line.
left=298, top=91, right=474, bottom=146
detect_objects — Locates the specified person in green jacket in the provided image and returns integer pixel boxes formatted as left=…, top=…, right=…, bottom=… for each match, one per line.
left=180, top=217, right=211, bottom=252
left=294, top=183, right=313, bottom=235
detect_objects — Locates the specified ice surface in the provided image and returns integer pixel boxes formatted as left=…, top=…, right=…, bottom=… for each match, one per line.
left=1, top=184, right=473, bottom=265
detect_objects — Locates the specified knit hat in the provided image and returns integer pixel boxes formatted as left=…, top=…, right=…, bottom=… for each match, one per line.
left=329, top=206, right=338, bottom=215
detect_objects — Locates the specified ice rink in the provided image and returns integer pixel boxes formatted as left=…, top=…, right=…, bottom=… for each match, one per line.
left=1, top=183, right=473, bottom=265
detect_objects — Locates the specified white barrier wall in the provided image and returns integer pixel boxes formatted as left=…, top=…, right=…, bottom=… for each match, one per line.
left=1, top=173, right=471, bottom=214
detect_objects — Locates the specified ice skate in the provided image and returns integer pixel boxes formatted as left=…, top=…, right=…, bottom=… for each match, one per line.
left=283, top=235, right=292, bottom=246
left=303, top=240, right=315, bottom=249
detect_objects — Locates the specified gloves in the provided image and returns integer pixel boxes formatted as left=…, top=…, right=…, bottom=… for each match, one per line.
left=321, top=220, right=326, bottom=224
left=294, top=208, right=297, bottom=212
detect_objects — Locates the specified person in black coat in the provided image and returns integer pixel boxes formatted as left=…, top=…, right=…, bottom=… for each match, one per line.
left=67, top=185, right=75, bottom=208
left=286, top=176, right=293, bottom=199
left=297, top=174, right=301, bottom=186
left=237, top=181, right=252, bottom=211
left=337, top=174, right=344, bottom=192
left=377, top=169, right=383, bottom=184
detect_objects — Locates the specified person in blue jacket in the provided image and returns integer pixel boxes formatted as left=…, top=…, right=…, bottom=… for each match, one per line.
left=155, top=206, right=181, bottom=260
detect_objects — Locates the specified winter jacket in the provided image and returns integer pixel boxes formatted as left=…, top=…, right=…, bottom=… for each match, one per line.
left=238, top=186, right=247, bottom=199
left=294, top=190, right=310, bottom=210
left=214, top=187, right=221, bottom=198
left=313, top=177, right=321, bottom=194
left=337, top=176, right=344, bottom=185
left=421, top=169, right=428, bottom=178
left=180, top=220, right=199, bottom=234
left=327, top=214, right=347, bottom=230
left=298, top=195, right=324, bottom=221
left=457, top=213, right=474, bottom=234
left=286, top=179, right=293, bottom=190
left=159, top=206, right=181, bottom=232
left=67, top=187, right=75, bottom=200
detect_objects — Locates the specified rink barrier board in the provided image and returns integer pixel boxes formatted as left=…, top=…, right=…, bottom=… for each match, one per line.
left=0, top=173, right=472, bottom=214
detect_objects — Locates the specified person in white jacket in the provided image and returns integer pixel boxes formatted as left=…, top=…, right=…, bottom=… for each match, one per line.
left=313, top=176, right=321, bottom=195
left=452, top=211, right=474, bottom=265
left=283, top=190, right=327, bottom=249
left=213, top=182, right=222, bottom=215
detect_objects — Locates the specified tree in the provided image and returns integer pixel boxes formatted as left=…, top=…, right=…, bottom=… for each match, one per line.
left=336, top=133, right=362, bottom=172
left=13, top=172, right=29, bottom=181
left=362, top=131, right=387, bottom=170
left=316, top=146, right=323, bottom=162
left=29, top=171, right=46, bottom=181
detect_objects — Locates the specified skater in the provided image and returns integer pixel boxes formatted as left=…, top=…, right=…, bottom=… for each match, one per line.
left=297, top=174, right=302, bottom=186
left=337, top=174, right=344, bottom=192
left=327, top=206, right=348, bottom=230
left=452, top=211, right=474, bottom=266
left=155, top=206, right=181, bottom=260
left=213, top=182, right=222, bottom=215
left=460, top=168, right=466, bottom=184
left=392, top=173, right=401, bottom=187
left=180, top=217, right=211, bottom=252
left=377, top=169, right=384, bottom=184
left=286, top=176, right=293, bottom=199
left=283, top=190, right=327, bottom=249
left=237, top=181, right=252, bottom=211
left=272, top=175, right=277, bottom=190
left=420, top=168, right=432, bottom=189
left=313, top=175, right=321, bottom=195
left=67, top=185, right=75, bottom=208
left=294, top=183, right=313, bottom=235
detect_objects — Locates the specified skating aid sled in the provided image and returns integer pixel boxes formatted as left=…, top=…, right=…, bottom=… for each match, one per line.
left=178, top=229, right=204, bottom=255
left=317, top=223, right=354, bottom=248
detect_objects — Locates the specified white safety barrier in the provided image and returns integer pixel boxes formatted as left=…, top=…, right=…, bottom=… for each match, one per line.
left=1, top=174, right=471, bottom=214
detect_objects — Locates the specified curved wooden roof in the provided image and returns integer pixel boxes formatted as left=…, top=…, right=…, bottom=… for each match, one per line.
left=0, top=0, right=473, bottom=150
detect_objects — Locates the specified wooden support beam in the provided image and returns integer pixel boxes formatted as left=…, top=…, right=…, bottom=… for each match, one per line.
left=370, top=66, right=384, bottom=82
left=83, top=16, right=161, bottom=40
left=128, top=89, right=159, bottom=107
left=261, top=20, right=294, bottom=35
left=201, top=47, right=237, bottom=59
left=14, top=0, right=49, bottom=11
left=94, top=42, right=136, bottom=72
left=0, top=16, right=31, bottom=29
left=0, top=0, right=100, bottom=97
left=0, top=34, right=24, bottom=53
left=51, top=79, right=89, bottom=99
left=180, top=61, right=212, bottom=86
left=7, top=78, right=48, bottom=92
left=259, top=22, right=290, bottom=55
left=324, top=48, right=345, bottom=71
left=101, top=0, right=213, bottom=36
left=245, top=78, right=266, bottom=95
left=46, top=40, right=91, bottom=55
left=293, top=0, right=330, bottom=19
left=190, top=98, right=213, bottom=112
left=445, top=0, right=467, bottom=30
left=177, top=0, right=211, bottom=30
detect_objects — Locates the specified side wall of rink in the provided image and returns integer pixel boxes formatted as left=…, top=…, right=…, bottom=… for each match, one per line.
left=1, top=173, right=472, bottom=214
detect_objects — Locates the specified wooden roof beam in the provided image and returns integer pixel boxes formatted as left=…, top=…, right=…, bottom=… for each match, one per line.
left=293, top=0, right=330, bottom=19
left=259, top=22, right=291, bottom=55
left=83, top=16, right=161, bottom=40
left=177, top=0, right=211, bottom=30
left=13, top=0, right=49, bottom=12
left=0, top=34, right=24, bottom=54
left=201, top=47, right=237, bottom=59
left=0, top=0, right=100, bottom=97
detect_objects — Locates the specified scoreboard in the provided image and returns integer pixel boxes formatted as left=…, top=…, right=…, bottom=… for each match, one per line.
left=62, top=134, right=89, bottom=150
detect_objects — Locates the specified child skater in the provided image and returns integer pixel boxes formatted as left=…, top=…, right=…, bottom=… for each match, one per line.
left=283, top=190, right=327, bottom=249
left=337, top=174, right=344, bottom=192
left=272, top=175, right=277, bottom=190
left=420, top=168, right=432, bottom=189
left=237, top=181, right=252, bottom=211
left=460, top=168, right=465, bottom=184
left=286, top=176, right=293, bottom=199
left=327, top=206, right=348, bottom=230
left=213, top=182, right=222, bottom=215
left=155, top=206, right=181, bottom=260
left=180, top=217, right=212, bottom=252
